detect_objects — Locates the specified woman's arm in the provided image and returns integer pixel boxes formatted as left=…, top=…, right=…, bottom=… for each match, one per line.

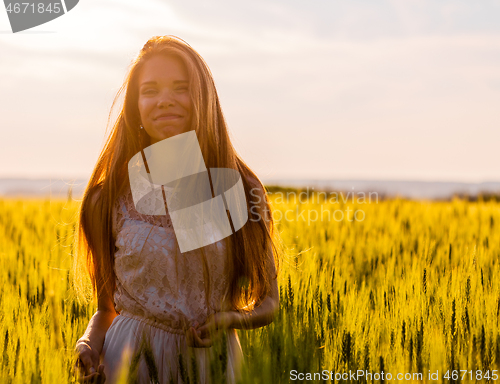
left=186, top=285, right=279, bottom=348
left=189, top=245, right=280, bottom=346
left=74, top=291, right=118, bottom=381
left=74, top=186, right=119, bottom=381
left=76, top=302, right=118, bottom=352
left=188, top=271, right=279, bottom=347
left=229, top=271, right=279, bottom=329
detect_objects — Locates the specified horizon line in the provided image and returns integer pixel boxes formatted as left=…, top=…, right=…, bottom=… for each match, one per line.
left=1, top=175, right=500, bottom=185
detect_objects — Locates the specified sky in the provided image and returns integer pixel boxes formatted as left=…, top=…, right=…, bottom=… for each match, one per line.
left=0, top=0, right=499, bottom=183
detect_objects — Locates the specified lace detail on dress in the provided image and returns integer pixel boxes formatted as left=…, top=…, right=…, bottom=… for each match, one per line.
left=111, top=183, right=232, bottom=333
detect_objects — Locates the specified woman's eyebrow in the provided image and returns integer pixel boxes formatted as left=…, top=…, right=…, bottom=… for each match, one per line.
left=140, top=80, right=188, bottom=87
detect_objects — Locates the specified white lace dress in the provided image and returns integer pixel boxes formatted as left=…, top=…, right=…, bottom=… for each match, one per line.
left=101, top=186, right=244, bottom=384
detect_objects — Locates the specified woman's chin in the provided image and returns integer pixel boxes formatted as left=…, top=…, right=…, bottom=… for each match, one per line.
left=150, top=128, right=187, bottom=143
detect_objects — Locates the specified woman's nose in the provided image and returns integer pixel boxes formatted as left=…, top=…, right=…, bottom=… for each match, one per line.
left=157, top=89, right=175, bottom=108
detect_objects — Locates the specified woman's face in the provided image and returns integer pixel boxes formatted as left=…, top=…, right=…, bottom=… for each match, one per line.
left=137, top=54, right=193, bottom=144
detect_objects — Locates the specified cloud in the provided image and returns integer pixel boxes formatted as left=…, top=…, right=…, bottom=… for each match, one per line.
left=1, top=0, right=500, bottom=181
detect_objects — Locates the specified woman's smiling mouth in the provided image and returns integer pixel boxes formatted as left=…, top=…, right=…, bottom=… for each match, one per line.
left=155, top=113, right=182, bottom=121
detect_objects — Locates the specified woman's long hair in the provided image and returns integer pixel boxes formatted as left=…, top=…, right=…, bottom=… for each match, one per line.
left=72, top=35, right=282, bottom=312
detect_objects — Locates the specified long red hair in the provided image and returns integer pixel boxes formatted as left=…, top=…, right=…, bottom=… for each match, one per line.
left=72, top=35, right=282, bottom=312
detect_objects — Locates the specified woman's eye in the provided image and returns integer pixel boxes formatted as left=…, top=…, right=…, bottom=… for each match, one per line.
left=176, top=87, right=188, bottom=91
left=142, top=89, right=156, bottom=95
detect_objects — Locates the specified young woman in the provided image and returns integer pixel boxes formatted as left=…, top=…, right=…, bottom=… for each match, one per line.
left=72, top=35, right=281, bottom=384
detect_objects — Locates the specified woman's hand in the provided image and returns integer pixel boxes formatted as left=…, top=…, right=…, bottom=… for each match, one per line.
left=185, top=311, right=236, bottom=348
left=74, top=341, right=107, bottom=383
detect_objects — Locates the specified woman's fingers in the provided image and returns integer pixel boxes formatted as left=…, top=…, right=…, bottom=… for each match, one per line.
left=75, top=355, right=103, bottom=383
left=185, top=327, right=212, bottom=348
left=197, top=322, right=221, bottom=340
left=80, top=372, right=100, bottom=383
left=96, top=365, right=106, bottom=384
left=74, top=358, right=82, bottom=374
left=186, top=327, right=206, bottom=347
left=79, top=354, right=95, bottom=376
left=74, top=342, right=105, bottom=383
left=187, top=322, right=226, bottom=348
left=185, top=327, right=195, bottom=347
left=193, top=326, right=223, bottom=348
left=76, top=369, right=104, bottom=383
left=196, top=322, right=214, bottom=339
left=75, top=368, right=99, bottom=383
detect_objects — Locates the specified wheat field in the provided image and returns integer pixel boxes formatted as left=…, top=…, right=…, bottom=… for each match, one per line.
left=0, top=190, right=499, bottom=383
